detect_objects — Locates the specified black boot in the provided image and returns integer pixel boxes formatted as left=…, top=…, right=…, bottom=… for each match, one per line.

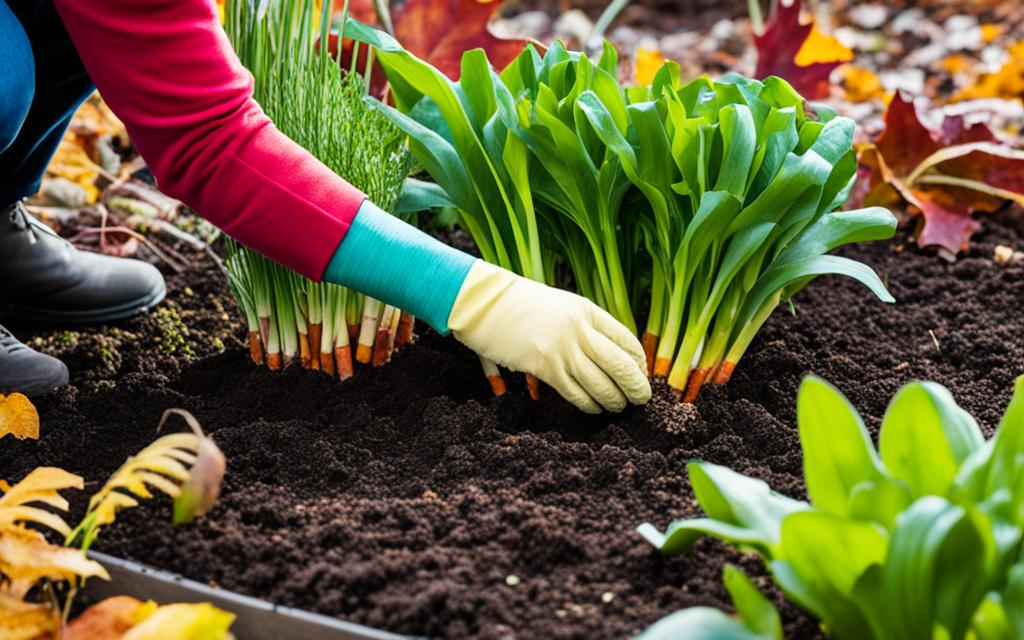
left=0, top=201, right=166, bottom=322
left=0, top=324, right=68, bottom=396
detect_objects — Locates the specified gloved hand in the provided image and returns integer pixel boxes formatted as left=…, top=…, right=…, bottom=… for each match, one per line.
left=447, top=261, right=651, bottom=414
left=325, top=201, right=651, bottom=413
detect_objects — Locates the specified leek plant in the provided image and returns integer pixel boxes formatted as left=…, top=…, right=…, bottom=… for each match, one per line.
left=350, top=22, right=896, bottom=401
left=224, top=0, right=411, bottom=378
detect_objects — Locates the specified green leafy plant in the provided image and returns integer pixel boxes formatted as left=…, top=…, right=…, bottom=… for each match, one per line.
left=638, top=374, right=1024, bottom=639
left=223, top=0, right=413, bottom=380
left=638, top=564, right=782, bottom=639
left=349, top=22, right=896, bottom=401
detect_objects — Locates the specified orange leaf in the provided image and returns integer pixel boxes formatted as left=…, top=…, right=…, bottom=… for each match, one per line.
left=754, top=0, right=845, bottom=99
left=981, top=24, right=1003, bottom=45
left=841, top=65, right=885, bottom=103
left=954, top=40, right=1024, bottom=102
left=64, top=597, right=150, bottom=640
left=0, top=393, right=40, bottom=441
left=794, top=23, right=852, bottom=67
left=634, top=47, right=665, bottom=86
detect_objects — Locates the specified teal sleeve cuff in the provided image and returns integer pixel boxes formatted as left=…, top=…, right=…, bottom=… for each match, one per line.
left=323, top=201, right=476, bottom=335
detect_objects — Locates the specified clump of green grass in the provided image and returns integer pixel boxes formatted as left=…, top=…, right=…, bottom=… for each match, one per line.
left=223, top=0, right=412, bottom=378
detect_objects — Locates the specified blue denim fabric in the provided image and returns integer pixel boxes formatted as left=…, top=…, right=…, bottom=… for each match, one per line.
left=1, top=0, right=95, bottom=205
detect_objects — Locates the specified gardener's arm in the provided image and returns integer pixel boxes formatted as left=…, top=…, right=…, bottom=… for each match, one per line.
left=54, top=0, right=651, bottom=412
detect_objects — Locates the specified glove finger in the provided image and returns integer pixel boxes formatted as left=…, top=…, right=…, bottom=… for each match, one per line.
left=548, top=371, right=602, bottom=415
left=589, top=306, right=648, bottom=375
left=572, top=355, right=629, bottom=413
left=585, top=331, right=652, bottom=406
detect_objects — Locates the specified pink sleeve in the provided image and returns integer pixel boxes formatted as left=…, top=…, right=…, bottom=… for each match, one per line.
left=53, top=0, right=367, bottom=280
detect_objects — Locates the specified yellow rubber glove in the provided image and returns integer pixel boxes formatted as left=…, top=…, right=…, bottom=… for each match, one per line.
left=447, top=261, right=652, bottom=414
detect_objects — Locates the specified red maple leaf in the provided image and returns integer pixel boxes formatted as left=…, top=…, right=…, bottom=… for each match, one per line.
left=754, top=0, right=845, bottom=100
left=862, top=93, right=1024, bottom=254
left=330, top=0, right=537, bottom=97
left=391, top=0, right=533, bottom=80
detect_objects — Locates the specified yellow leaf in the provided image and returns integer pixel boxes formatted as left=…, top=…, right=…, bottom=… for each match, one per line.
left=981, top=24, right=1003, bottom=44
left=70, top=411, right=221, bottom=552
left=0, top=467, right=81, bottom=536
left=121, top=603, right=235, bottom=640
left=955, top=41, right=1024, bottom=101
left=795, top=23, right=853, bottom=67
left=0, top=593, right=59, bottom=640
left=635, top=47, right=665, bottom=86
left=842, top=65, right=886, bottom=103
left=942, top=54, right=971, bottom=75
left=0, top=393, right=40, bottom=441
left=0, top=533, right=109, bottom=600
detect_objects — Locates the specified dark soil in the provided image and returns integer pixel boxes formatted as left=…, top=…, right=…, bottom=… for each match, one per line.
left=3, top=211, right=1024, bottom=639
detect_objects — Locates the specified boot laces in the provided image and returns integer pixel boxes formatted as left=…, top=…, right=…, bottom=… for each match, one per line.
left=0, top=325, right=21, bottom=351
left=7, top=202, right=30, bottom=231
left=7, top=201, right=62, bottom=239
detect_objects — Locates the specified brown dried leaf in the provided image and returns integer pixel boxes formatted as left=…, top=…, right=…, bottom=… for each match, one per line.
left=862, top=93, right=1024, bottom=254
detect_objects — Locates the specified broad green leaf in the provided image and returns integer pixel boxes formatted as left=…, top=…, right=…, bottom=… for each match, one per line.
left=637, top=607, right=773, bottom=640
left=880, top=382, right=984, bottom=499
left=714, top=105, right=757, bottom=196
left=734, top=254, right=893, bottom=335
left=723, top=565, right=783, bottom=639
left=777, top=511, right=887, bottom=637
left=971, top=594, right=1016, bottom=640
left=395, top=178, right=457, bottom=213
left=876, top=497, right=992, bottom=640
left=847, top=479, right=913, bottom=531
left=797, top=376, right=887, bottom=516
left=957, top=376, right=1024, bottom=509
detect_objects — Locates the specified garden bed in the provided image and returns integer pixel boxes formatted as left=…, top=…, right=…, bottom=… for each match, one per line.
left=3, top=211, right=1023, bottom=639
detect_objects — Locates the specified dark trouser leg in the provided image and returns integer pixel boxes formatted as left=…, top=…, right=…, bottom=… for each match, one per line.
left=0, top=0, right=95, bottom=205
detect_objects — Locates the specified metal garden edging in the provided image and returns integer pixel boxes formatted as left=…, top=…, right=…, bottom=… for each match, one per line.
left=85, top=552, right=420, bottom=640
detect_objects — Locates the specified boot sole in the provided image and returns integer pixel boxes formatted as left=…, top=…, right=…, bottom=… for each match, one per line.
left=0, top=280, right=167, bottom=324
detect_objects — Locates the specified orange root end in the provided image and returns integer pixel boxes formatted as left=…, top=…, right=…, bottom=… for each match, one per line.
left=525, top=373, right=541, bottom=400
left=308, top=324, right=322, bottom=371
left=395, top=312, right=415, bottom=350
left=641, top=333, right=658, bottom=378
left=487, top=374, right=507, bottom=396
left=653, top=357, right=672, bottom=378
left=682, top=369, right=709, bottom=404
left=355, top=343, right=373, bottom=364
left=371, top=326, right=392, bottom=367
left=335, top=346, right=354, bottom=381
left=299, top=334, right=311, bottom=368
left=282, top=353, right=294, bottom=367
left=668, top=385, right=684, bottom=401
left=711, top=362, right=736, bottom=385
left=267, top=352, right=282, bottom=371
left=248, top=331, right=264, bottom=365
left=320, top=351, right=336, bottom=375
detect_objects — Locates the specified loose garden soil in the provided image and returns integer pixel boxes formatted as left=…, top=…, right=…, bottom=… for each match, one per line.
left=2, top=209, right=1023, bottom=639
